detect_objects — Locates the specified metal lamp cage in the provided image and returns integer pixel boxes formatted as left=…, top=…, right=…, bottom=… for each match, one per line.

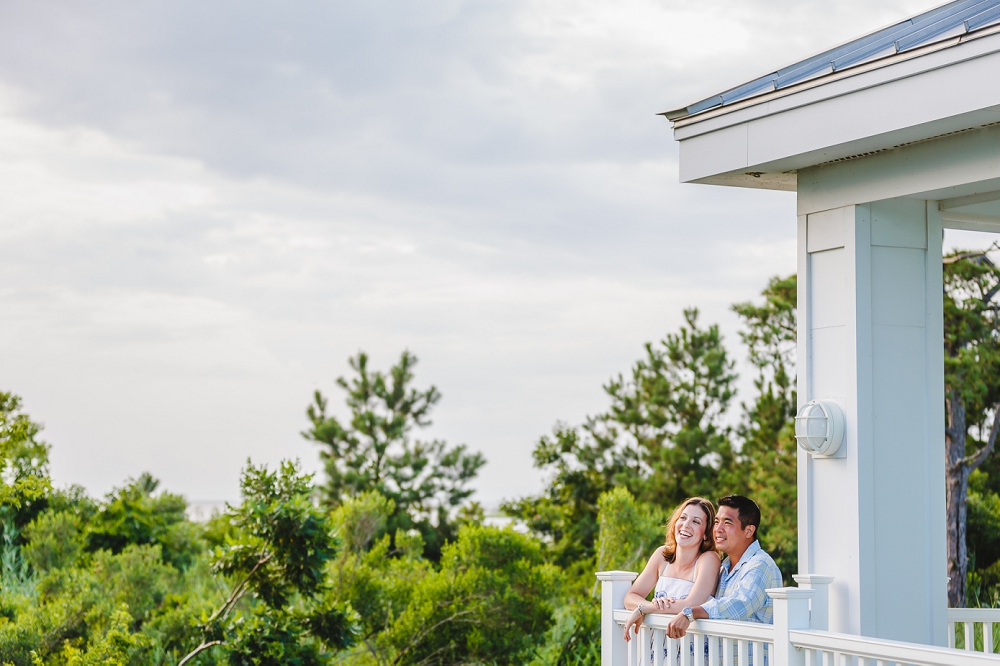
left=794, top=399, right=845, bottom=456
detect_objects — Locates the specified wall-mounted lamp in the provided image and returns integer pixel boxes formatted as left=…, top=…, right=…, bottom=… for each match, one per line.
left=794, top=400, right=845, bottom=457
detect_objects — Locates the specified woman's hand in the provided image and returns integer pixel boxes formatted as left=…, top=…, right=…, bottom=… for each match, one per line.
left=623, top=606, right=643, bottom=642
left=649, top=596, right=671, bottom=611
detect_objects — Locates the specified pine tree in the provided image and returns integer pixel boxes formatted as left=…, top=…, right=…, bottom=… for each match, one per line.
left=303, top=351, right=485, bottom=560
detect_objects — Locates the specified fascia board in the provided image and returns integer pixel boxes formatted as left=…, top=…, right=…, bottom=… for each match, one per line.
left=674, top=28, right=1000, bottom=140
left=677, top=34, right=1000, bottom=184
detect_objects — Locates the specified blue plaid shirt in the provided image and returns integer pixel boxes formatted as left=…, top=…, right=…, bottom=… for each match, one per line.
left=701, top=540, right=782, bottom=623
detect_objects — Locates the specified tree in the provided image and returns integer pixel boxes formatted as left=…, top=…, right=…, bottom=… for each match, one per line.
left=303, top=351, right=485, bottom=560
left=732, top=275, right=799, bottom=580
left=505, top=308, right=737, bottom=568
left=942, top=248, right=1000, bottom=607
left=84, top=473, right=201, bottom=571
left=179, top=460, right=356, bottom=665
left=0, top=393, right=52, bottom=538
left=333, top=522, right=558, bottom=665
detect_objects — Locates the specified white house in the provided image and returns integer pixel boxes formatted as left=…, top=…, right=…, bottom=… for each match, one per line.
left=598, top=1, right=1000, bottom=663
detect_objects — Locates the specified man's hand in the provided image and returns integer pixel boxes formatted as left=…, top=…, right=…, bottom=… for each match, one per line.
left=623, top=607, right=643, bottom=642
left=666, top=612, right=690, bottom=639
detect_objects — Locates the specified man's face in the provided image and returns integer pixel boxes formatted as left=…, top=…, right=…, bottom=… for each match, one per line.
left=714, top=506, right=754, bottom=555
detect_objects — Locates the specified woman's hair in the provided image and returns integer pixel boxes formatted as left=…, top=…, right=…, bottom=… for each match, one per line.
left=661, top=497, right=717, bottom=563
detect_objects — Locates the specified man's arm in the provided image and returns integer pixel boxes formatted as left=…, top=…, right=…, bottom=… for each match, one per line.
left=665, top=605, right=708, bottom=638
left=701, top=562, right=777, bottom=621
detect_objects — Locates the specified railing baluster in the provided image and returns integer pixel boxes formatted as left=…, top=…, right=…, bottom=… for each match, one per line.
left=708, top=632, right=719, bottom=666
left=964, top=621, right=973, bottom=651
left=681, top=631, right=692, bottom=666
left=666, top=632, right=678, bottom=666
left=721, top=637, right=733, bottom=666
left=948, top=621, right=956, bottom=649
left=987, top=621, right=995, bottom=654
left=653, top=627, right=664, bottom=666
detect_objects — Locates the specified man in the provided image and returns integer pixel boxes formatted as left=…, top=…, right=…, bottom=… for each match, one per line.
left=666, top=494, right=782, bottom=639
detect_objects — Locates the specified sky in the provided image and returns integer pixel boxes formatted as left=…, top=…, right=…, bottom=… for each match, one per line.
left=0, top=0, right=975, bottom=508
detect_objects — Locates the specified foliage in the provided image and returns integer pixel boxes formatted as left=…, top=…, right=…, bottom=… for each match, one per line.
left=180, top=460, right=356, bottom=665
left=0, top=393, right=52, bottom=540
left=22, top=511, right=84, bottom=575
left=332, top=491, right=395, bottom=555
left=942, top=248, right=1000, bottom=606
left=731, top=275, right=799, bottom=581
left=304, top=351, right=486, bottom=560
left=594, top=487, right=664, bottom=574
left=333, top=521, right=559, bottom=665
left=59, top=604, right=147, bottom=665
left=528, top=600, right=600, bottom=666
left=85, top=473, right=200, bottom=571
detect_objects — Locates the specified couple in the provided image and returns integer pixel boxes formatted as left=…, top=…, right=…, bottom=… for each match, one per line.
left=623, top=494, right=781, bottom=642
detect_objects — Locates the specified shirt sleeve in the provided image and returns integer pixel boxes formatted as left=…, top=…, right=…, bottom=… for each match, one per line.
left=700, top=562, right=774, bottom=621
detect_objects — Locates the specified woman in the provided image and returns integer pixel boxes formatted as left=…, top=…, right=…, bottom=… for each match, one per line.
left=622, top=497, right=720, bottom=642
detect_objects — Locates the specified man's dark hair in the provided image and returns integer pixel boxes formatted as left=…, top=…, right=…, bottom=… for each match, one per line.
left=718, top=495, right=761, bottom=538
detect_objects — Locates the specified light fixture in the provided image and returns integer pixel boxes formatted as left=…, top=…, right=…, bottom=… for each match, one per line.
left=794, top=400, right=845, bottom=457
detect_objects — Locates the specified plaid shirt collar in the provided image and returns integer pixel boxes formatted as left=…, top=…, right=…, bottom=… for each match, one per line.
left=722, top=539, right=763, bottom=577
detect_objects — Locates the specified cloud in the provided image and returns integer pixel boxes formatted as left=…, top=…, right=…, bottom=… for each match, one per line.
left=0, top=0, right=938, bottom=503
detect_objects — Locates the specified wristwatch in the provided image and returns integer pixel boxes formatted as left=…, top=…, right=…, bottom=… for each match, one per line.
left=682, top=607, right=695, bottom=622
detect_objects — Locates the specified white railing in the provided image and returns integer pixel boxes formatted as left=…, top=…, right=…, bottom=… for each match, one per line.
left=610, top=609, right=774, bottom=666
left=949, top=607, right=1000, bottom=653
left=597, top=571, right=1000, bottom=666
left=597, top=571, right=810, bottom=666
left=791, top=629, right=1000, bottom=666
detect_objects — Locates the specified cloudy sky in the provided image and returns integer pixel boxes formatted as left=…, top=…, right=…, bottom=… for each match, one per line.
left=0, top=0, right=973, bottom=507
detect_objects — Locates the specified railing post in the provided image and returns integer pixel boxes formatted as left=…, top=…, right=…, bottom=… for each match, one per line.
left=596, top=570, right=637, bottom=666
left=768, top=587, right=813, bottom=666
left=792, top=574, right=834, bottom=630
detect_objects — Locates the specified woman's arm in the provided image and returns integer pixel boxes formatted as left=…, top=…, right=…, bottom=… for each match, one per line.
left=623, top=549, right=663, bottom=611
left=682, top=550, right=722, bottom=607
left=622, top=549, right=664, bottom=642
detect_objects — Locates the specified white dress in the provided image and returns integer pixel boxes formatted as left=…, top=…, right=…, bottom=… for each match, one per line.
left=649, top=574, right=713, bottom=665
left=653, top=575, right=695, bottom=602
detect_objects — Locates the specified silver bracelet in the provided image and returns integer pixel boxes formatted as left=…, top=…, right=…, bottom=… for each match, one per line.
left=637, top=604, right=646, bottom=616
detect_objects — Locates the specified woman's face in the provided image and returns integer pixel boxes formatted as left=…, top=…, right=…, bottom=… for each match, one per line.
left=674, top=503, right=709, bottom=549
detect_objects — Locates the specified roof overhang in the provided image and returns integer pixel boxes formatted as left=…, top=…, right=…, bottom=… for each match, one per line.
left=670, top=27, right=1000, bottom=191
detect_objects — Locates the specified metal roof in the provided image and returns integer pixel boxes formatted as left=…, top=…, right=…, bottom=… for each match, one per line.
left=665, top=0, right=1000, bottom=121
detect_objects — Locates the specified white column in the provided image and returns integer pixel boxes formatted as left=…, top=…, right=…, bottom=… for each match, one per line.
left=596, top=570, right=636, bottom=666
left=796, top=198, right=948, bottom=645
left=792, top=573, right=833, bottom=630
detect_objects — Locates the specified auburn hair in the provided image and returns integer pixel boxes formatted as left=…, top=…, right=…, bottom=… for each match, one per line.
left=661, top=497, right=717, bottom=563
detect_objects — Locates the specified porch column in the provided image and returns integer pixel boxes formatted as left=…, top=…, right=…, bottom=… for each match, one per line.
left=796, top=197, right=948, bottom=645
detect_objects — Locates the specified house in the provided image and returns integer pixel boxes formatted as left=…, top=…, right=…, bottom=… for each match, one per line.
left=599, top=1, right=1000, bottom=662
